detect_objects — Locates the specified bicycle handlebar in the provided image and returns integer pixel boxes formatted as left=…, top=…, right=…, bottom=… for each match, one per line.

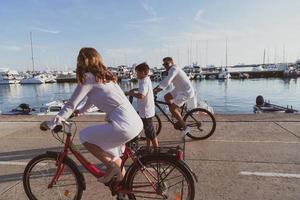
left=40, top=121, right=63, bottom=133
left=40, top=116, right=73, bottom=134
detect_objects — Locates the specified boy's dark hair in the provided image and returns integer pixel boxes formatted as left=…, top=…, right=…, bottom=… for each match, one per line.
left=135, top=62, right=150, bottom=74
left=162, top=57, right=173, bottom=62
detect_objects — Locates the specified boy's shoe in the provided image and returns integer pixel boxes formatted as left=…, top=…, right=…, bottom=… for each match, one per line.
left=180, top=126, right=191, bottom=138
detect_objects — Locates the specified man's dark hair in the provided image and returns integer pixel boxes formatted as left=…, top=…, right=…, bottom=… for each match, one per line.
left=135, top=62, right=150, bottom=74
left=163, top=57, right=173, bottom=62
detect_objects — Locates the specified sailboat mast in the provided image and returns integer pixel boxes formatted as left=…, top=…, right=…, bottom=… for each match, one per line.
left=263, top=48, right=266, bottom=66
left=30, top=31, right=35, bottom=72
left=225, top=38, right=228, bottom=68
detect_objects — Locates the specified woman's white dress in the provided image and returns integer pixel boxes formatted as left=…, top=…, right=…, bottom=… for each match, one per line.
left=54, top=73, right=143, bottom=158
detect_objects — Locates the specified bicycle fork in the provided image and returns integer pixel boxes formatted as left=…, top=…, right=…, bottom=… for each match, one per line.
left=48, top=151, right=68, bottom=188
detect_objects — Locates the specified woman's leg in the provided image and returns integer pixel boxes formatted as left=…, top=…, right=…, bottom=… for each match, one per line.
left=83, top=142, right=124, bottom=182
left=82, top=142, right=114, bottom=167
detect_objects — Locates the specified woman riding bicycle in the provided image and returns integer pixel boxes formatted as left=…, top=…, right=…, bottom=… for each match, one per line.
left=45, top=47, right=143, bottom=183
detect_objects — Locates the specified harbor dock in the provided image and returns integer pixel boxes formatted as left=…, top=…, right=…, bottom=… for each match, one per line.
left=0, top=114, right=300, bottom=200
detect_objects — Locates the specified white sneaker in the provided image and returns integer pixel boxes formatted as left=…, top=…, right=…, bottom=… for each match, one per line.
left=181, top=126, right=191, bottom=138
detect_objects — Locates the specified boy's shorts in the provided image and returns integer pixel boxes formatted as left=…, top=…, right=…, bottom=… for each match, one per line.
left=141, top=117, right=156, bottom=140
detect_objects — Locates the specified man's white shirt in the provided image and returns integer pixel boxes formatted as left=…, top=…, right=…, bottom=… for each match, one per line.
left=159, top=65, right=194, bottom=97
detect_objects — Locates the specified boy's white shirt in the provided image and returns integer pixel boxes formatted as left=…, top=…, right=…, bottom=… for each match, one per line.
left=137, top=76, right=155, bottom=118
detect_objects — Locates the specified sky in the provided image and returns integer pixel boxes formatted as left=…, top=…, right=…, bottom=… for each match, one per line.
left=1, top=0, right=300, bottom=71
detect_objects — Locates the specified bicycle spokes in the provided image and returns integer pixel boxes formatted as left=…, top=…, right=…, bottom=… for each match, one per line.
left=184, top=108, right=216, bottom=140
left=128, top=160, right=192, bottom=199
left=25, top=156, right=80, bottom=200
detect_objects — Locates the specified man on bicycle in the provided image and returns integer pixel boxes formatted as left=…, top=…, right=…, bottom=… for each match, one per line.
left=153, top=57, right=195, bottom=137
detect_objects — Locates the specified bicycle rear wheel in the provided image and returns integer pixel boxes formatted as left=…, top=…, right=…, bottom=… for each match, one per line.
left=184, top=108, right=216, bottom=140
left=125, top=154, right=195, bottom=200
left=23, top=153, right=84, bottom=200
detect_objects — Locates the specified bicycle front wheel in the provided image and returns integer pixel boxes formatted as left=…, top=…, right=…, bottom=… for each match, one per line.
left=125, top=154, right=195, bottom=200
left=184, top=108, right=216, bottom=140
left=23, top=153, right=84, bottom=200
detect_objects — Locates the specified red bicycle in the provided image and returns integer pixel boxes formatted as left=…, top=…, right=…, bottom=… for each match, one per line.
left=23, top=120, right=197, bottom=200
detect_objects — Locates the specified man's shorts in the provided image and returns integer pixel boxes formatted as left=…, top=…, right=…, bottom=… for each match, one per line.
left=141, top=117, right=156, bottom=140
left=170, top=90, right=193, bottom=107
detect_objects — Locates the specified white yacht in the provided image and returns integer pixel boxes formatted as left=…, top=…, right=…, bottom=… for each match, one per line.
left=195, top=74, right=206, bottom=80
left=0, top=68, right=21, bottom=84
left=37, top=100, right=105, bottom=115
left=218, top=68, right=231, bottom=79
left=44, top=73, right=57, bottom=83
left=20, top=74, right=46, bottom=84
left=56, top=71, right=77, bottom=83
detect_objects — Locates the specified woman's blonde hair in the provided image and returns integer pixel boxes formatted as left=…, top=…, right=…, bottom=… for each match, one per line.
left=76, top=47, right=117, bottom=84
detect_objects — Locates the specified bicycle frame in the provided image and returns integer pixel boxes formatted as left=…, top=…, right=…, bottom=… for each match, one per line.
left=155, top=98, right=186, bottom=125
left=48, top=122, right=165, bottom=196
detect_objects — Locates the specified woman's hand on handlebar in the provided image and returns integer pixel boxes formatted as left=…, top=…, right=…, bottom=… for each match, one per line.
left=40, top=121, right=63, bottom=133
left=40, top=115, right=66, bottom=133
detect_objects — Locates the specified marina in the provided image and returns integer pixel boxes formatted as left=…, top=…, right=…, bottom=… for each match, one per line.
left=1, top=1, right=300, bottom=199
left=0, top=77, right=299, bottom=115
left=1, top=60, right=300, bottom=86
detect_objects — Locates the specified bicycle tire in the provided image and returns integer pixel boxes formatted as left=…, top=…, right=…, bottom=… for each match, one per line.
left=23, top=152, right=84, bottom=200
left=125, top=154, right=195, bottom=200
left=184, top=108, right=216, bottom=140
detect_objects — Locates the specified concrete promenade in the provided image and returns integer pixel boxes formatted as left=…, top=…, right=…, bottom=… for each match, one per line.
left=0, top=114, right=300, bottom=200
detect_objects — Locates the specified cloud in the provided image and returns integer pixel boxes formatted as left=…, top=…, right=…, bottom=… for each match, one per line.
left=127, top=17, right=165, bottom=26
left=0, top=44, right=22, bottom=51
left=127, top=2, right=165, bottom=27
left=141, top=2, right=157, bottom=17
left=29, top=26, right=60, bottom=34
left=194, top=9, right=204, bottom=21
left=193, top=9, right=215, bottom=26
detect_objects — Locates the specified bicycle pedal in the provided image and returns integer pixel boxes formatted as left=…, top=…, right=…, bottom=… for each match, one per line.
left=173, top=122, right=183, bottom=130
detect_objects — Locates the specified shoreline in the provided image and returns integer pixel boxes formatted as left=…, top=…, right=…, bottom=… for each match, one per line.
left=1, top=113, right=300, bottom=122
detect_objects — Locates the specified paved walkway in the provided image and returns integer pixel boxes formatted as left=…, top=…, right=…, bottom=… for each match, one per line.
left=0, top=114, right=300, bottom=200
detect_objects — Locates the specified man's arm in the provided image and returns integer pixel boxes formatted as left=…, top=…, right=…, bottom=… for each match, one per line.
left=158, top=67, right=178, bottom=90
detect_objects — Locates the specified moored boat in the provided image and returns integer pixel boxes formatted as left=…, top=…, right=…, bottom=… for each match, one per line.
left=0, top=68, right=21, bottom=84
left=1, top=103, right=36, bottom=115
left=20, top=74, right=46, bottom=84
left=253, top=95, right=298, bottom=113
left=56, top=71, right=77, bottom=83
left=37, top=100, right=105, bottom=115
